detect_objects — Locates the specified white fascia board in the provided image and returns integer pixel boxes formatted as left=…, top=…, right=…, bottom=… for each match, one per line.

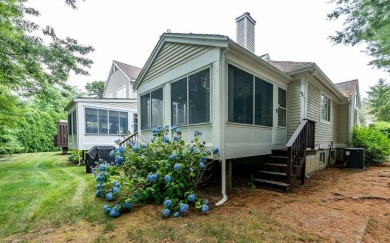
left=134, top=33, right=229, bottom=90
left=227, top=40, right=293, bottom=83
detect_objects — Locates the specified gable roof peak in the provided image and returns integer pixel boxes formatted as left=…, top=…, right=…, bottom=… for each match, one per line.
left=112, top=60, right=142, bottom=80
left=334, top=79, right=359, bottom=98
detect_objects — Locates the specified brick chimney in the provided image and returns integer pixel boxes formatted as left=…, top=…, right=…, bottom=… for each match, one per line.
left=235, top=12, right=256, bottom=53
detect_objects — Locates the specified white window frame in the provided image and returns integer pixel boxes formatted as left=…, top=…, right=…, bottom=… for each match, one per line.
left=320, top=92, right=331, bottom=124
left=140, top=87, right=164, bottom=130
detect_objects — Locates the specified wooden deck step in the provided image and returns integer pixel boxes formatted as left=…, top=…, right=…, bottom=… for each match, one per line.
left=252, top=178, right=290, bottom=187
left=264, top=163, right=287, bottom=167
left=258, top=170, right=287, bottom=176
left=269, top=155, right=288, bottom=159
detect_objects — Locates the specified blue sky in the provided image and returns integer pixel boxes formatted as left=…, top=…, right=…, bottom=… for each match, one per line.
left=28, top=0, right=388, bottom=97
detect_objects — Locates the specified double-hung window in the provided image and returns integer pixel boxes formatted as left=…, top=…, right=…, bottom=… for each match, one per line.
left=278, top=88, right=287, bottom=127
left=228, top=64, right=273, bottom=126
left=141, top=88, right=164, bottom=129
left=320, top=94, right=331, bottom=122
left=68, top=110, right=77, bottom=135
left=171, top=68, right=210, bottom=125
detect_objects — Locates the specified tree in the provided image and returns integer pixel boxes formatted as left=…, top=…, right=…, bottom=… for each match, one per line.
left=0, top=0, right=94, bottom=96
left=85, top=80, right=105, bottom=98
left=367, top=78, right=390, bottom=121
left=328, top=0, right=390, bottom=73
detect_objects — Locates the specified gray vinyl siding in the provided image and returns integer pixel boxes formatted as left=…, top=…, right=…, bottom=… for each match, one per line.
left=307, top=81, right=336, bottom=145
left=104, top=70, right=130, bottom=98
left=337, top=103, right=349, bottom=144
left=143, top=42, right=213, bottom=83
left=287, top=79, right=301, bottom=138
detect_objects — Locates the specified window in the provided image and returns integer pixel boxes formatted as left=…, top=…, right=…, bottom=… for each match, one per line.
left=320, top=152, right=325, bottom=164
left=68, top=113, right=72, bottom=135
left=228, top=64, right=273, bottom=126
left=72, top=110, right=77, bottom=134
left=133, top=113, right=138, bottom=133
left=171, top=68, right=210, bottom=126
left=278, top=88, right=287, bottom=127
left=68, top=110, right=77, bottom=135
left=117, top=86, right=126, bottom=98
left=320, top=94, right=331, bottom=122
left=85, top=108, right=128, bottom=134
left=141, top=87, right=164, bottom=129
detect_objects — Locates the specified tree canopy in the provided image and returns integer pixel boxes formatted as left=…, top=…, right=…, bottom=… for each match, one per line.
left=0, top=0, right=93, bottom=96
left=367, top=78, right=390, bottom=121
left=328, top=0, right=390, bottom=73
left=85, top=80, right=105, bottom=98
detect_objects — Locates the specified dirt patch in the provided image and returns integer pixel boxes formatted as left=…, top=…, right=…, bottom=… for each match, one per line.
left=4, top=163, right=390, bottom=242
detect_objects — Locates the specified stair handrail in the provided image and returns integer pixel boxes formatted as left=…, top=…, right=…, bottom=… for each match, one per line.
left=285, top=119, right=315, bottom=185
left=119, top=131, right=138, bottom=147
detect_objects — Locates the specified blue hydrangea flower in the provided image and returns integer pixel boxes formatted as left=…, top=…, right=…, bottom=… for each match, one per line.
left=96, top=174, right=104, bottom=182
left=147, top=174, right=155, bottom=182
left=96, top=183, right=103, bottom=190
left=188, top=194, right=196, bottom=202
left=141, top=143, right=147, bottom=148
left=118, top=146, right=125, bottom=153
left=201, top=157, right=207, bottom=163
left=174, top=136, right=180, bottom=141
left=204, top=199, right=209, bottom=205
left=180, top=203, right=189, bottom=213
left=199, top=162, right=205, bottom=169
left=169, top=154, right=177, bottom=160
left=189, top=168, right=194, bottom=172
left=113, top=187, right=120, bottom=193
left=99, top=165, right=106, bottom=171
left=163, top=199, right=172, bottom=208
left=133, top=193, right=140, bottom=198
left=106, top=192, right=114, bottom=201
left=162, top=208, right=170, bottom=217
left=113, top=181, right=120, bottom=187
left=95, top=190, right=102, bottom=197
left=213, top=147, right=220, bottom=154
left=109, top=150, right=115, bottom=158
left=176, top=129, right=182, bottom=135
left=171, top=126, right=177, bottom=132
left=164, top=175, right=171, bottom=182
left=103, top=204, right=111, bottom=213
left=116, top=155, right=124, bottom=163
left=109, top=208, right=120, bottom=217
left=124, top=201, right=131, bottom=209
left=163, top=137, right=169, bottom=143
left=202, top=204, right=209, bottom=214
left=174, top=163, right=181, bottom=170
left=173, top=212, right=180, bottom=217
left=194, top=130, right=202, bottom=137
left=132, top=144, right=140, bottom=152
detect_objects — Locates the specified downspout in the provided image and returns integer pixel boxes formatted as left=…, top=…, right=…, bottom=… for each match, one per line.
left=216, top=47, right=228, bottom=206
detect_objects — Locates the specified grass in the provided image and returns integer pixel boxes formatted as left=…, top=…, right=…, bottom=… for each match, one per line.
left=0, top=152, right=104, bottom=238
left=0, top=152, right=322, bottom=242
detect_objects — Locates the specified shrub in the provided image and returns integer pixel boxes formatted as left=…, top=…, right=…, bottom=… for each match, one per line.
left=350, top=126, right=390, bottom=165
left=369, top=121, right=390, bottom=138
left=92, top=126, right=219, bottom=218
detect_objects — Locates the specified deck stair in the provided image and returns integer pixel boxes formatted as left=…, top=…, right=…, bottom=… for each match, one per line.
left=251, top=119, right=315, bottom=193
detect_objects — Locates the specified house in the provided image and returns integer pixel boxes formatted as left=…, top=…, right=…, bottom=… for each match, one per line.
left=133, top=13, right=362, bottom=204
left=65, top=61, right=141, bottom=151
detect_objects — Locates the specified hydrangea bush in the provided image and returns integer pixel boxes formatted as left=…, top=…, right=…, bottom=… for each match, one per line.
left=93, top=126, right=219, bottom=218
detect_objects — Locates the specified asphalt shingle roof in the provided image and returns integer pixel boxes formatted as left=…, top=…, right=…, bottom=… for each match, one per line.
left=334, top=79, right=358, bottom=97
left=267, top=61, right=313, bottom=73
left=113, top=60, right=142, bottom=80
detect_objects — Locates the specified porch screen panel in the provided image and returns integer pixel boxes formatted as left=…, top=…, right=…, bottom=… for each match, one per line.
left=228, top=64, right=253, bottom=124
left=189, top=68, right=210, bottom=124
left=98, top=109, right=108, bottom=134
left=278, top=88, right=287, bottom=127
left=68, top=113, right=72, bottom=135
left=151, top=88, right=163, bottom=128
left=120, top=112, right=128, bottom=134
left=85, top=108, right=98, bottom=133
left=133, top=113, right=138, bottom=133
left=171, top=78, right=187, bottom=126
left=141, top=93, right=151, bottom=129
left=72, top=110, right=77, bottom=134
left=255, top=78, right=273, bottom=126
left=109, top=111, right=119, bottom=134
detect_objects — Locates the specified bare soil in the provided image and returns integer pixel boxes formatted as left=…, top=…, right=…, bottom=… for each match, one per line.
left=5, top=163, right=390, bottom=242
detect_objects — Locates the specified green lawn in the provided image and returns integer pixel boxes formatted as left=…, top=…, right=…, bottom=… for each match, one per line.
left=0, top=152, right=324, bottom=242
left=0, top=152, right=103, bottom=238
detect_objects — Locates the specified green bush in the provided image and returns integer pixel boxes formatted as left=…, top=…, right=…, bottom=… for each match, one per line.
left=370, top=121, right=390, bottom=138
left=350, top=126, right=390, bottom=165
left=93, top=126, right=219, bottom=218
